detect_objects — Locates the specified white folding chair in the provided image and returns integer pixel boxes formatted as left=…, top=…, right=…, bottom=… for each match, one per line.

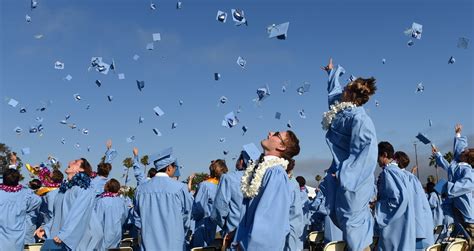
left=425, top=243, right=442, bottom=251
left=323, top=240, right=346, bottom=251
left=445, top=239, right=468, bottom=251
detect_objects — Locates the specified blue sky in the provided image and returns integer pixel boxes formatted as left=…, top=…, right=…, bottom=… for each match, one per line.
left=1, top=0, right=472, bottom=186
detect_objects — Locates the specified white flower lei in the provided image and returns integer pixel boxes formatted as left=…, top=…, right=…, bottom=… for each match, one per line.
left=321, top=101, right=356, bottom=130
left=241, top=157, right=289, bottom=198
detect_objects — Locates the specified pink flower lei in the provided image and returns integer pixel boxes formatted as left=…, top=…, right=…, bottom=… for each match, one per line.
left=38, top=167, right=61, bottom=188
left=100, top=192, right=120, bottom=198
left=0, top=184, right=23, bottom=193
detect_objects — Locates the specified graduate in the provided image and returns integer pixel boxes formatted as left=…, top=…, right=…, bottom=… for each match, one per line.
left=192, top=159, right=228, bottom=248
left=211, top=144, right=260, bottom=250
left=90, top=140, right=117, bottom=195
left=321, top=58, right=378, bottom=250
left=432, top=124, right=474, bottom=247
left=284, top=170, right=305, bottom=251
left=39, top=169, right=64, bottom=227
left=393, top=151, right=434, bottom=249
left=316, top=175, right=343, bottom=243
left=295, top=175, right=311, bottom=242
left=86, top=179, right=128, bottom=251
left=24, top=179, right=43, bottom=244
left=133, top=147, right=193, bottom=251
left=426, top=182, right=444, bottom=233
left=235, top=130, right=300, bottom=250
left=0, top=166, right=42, bottom=251
left=35, top=158, right=96, bottom=251
left=375, top=142, right=416, bottom=250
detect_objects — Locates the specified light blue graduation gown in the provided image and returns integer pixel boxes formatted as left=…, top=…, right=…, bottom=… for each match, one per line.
left=284, top=179, right=305, bottom=251
left=40, top=188, right=60, bottom=227
left=24, top=188, right=42, bottom=244
left=133, top=155, right=147, bottom=186
left=308, top=190, right=325, bottom=232
left=324, top=65, right=378, bottom=250
left=0, top=187, right=42, bottom=250
left=90, top=176, right=108, bottom=195
left=235, top=165, right=291, bottom=251
left=317, top=178, right=343, bottom=243
left=134, top=174, right=193, bottom=251
left=86, top=196, right=128, bottom=250
left=192, top=180, right=218, bottom=247
left=45, top=186, right=96, bottom=251
left=403, top=170, right=434, bottom=249
left=428, top=192, right=444, bottom=228
left=211, top=170, right=245, bottom=235
left=375, top=164, right=416, bottom=250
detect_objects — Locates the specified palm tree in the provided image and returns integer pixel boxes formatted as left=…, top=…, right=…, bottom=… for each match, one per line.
left=315, top=175, right=322, bottom=187
left=122, top=157, right=133, bottom=186
left=443, top=151, right=453, bottom=163
left=428, top=155, right=439, bottom=182
left=140, top=155, right=150, bottom=175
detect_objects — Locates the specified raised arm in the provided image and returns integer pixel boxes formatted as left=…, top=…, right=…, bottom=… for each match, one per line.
left=104, top=139, right=118, bottom=164
left=132, top=148, right=146, bottom=186
left=432, top=146, right=451, bottom=173
left=453, top=124, right=468, bottom=161
left=322, top=58, right=345, bottom=107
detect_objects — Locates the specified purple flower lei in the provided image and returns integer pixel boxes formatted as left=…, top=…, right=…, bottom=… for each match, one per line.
left=0, top=184, right=23, bottom=193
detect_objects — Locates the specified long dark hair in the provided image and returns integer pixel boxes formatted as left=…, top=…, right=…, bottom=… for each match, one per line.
left=281, top=130, right=300, bottom=173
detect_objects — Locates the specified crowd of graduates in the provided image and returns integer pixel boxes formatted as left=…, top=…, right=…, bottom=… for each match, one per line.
left=1, top=59, right=473, bottom=251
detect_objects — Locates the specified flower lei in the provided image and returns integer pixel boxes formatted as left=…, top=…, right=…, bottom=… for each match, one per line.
left=321, top=101, right=356, bottom=130
left=100, top=192, right=120, bottom=198
left=0, top=184, right=23, bottom=193
left=59, top=172, right=91, bottom=193
left=38, top=167, right=61, bottom=188
left=241, top=157, right=289, bottom=198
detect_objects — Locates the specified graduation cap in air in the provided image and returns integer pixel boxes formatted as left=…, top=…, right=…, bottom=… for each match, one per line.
left=267, top=22, right=289, bottom=40
left=242, top=143, right=262, bottom=166
left=216, top=11, right=227, bottom=23
left=448, top=56, right=455, bottom=64
left=242, top=126, right=248, bottom=135
left=150, top=3, right=156, bottom=10
left=407, top=40, right=415, bottom=47
left=31, top=0, right=38, bottom=9
left=73, top=94, right=81, bottom=101
left=287, top=120, right=292, bottom=128
left=152, top=33, right=161, bottom=41
left=61, top=138, right=66, bottom=144
left=20, top=107, right=27, bottom=113
left=236, top=56, right=246, bottom=68
left=152, top=128, right=162, bottom=136
left=107, top=95, right=113, bottom=102
left=219, top=96, right=228, bottom=104
left=153, top=106, right=164, bottom=116
left=416, top=133, right=432, bottom=145
left=382, top=58, right=386, bottom=64
left=255, top=84, right=271, bottom=102
left=65, top=74, right=72, bottom=81
left=296, top=82, right=311, bottom=95
left=231, top=9, right=247, bottom=26
left=298, top=109, right=306, bottom=119
left=415, top=82, right=424, bottom=93
left=149, top=147, right=181, bottom=175
left=14, top=127, right=22, bottom=134
left=457, top=37, right=469, bottom=49
left=25, top=14, right=31, bottom=23
left=434, top=179, right=447, bottom=194
left=126, top=136, right=135, bottom=143
left=410, top=22, right=423, bottom=39
left=54, top=61, right=65, bottom=70
left=8, top=98, right=19, bottom=107
left=176, top=1, right=182, bottom=9
left=179, top=100, right=184, bottom=106
left=219, top=138, right=226, bottom=143
left=137, top=80, right=145, bottom=91
left=95, top=80, right=102, bottom=87
left=81, top=129, right=89, bottom=135
left=118, top=73, right=125, bottom=80
left=275, top=112, right=281, bottom=120
left=139, top=116, right=145, bottom=124
left=171, top=122, right=178, bottom=129
left=21, top=147, right=31, bottom=155
left=36, top=117, right=43, bottom=123
left=214, top=73, right=221, bottom=80
left=146, top=43, right=154, bottom=50
left=222, top=112, right=239, bottom=128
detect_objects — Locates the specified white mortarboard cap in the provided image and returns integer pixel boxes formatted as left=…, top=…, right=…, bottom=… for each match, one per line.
left=26, top=14, right=31, bottom=22
left=298, top=109, right=306, bottom=119
left=152, top=128, right=162, bottom=136
left=236, top=56, right=246, bottom=68
left=54, top=61, right=65, bottom=70
left=382, top=58, right=386, bottom=64
left=179, top=100, right=184, bottom=106
left=267, top=22, right=289, bottom=40
left=61, top=138, right=66, bottom=144
left=73, top=94, right=81, bottom=101
left=231, top=9, right=247, bottom=26
left=14, top=126, right=22, bottom=134
left=150, top=3, right=156, bottom=10
left=219, top=96, right=228, bottom=104
left=275, top=112, right=281, bottom=119
left=219, top=138, right=225, bottom=143
left=81, top=128, right=89, bottom=135
left=126, top=136, right=135, bottom=143
left=448, top=56, right=455, bottom=64
left=296, top=82, right=311, bottom=95
left=216, top=11, right=227, bottom=23
left=146, top=43, right=154, bottom=50
left=411, top=22, right=423, bottom=39
left=457, top=37, right=469, bottom=49
left=153, top=33, right=161, bottom=41
left=415, top=82, right=424, bottom=93
left=8, top=98, right=19, bottom=107
left=133, top=54, right=140, bottom=61
left=65, top=74, right=73, bottom=81
left=256, top=84, right=271, bottom=102
left=31, top=0, right=37, bottom=9
left=34, top=34, right=43, bottom=39
left=118, top=73, right=125, bottom=80
left=20, top=107, right=27, bottom=113
left=176, top=1, right=182, bottom=9
left=153, top=106, right=165, bottom=116
left=139, top=116, right=145, bottom=124
left=21, top=147, right=30, bottom=155
left=222, top=112, right=239, bottom=128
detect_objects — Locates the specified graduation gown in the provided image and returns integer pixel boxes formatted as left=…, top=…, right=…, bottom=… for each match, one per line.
left=284, top=179, right=305, bottom=251
left=134, top=173, right=193, bottom=251
left=375, top=164, right=416, bottom=250
left=235, top=163, right=291, bottom=251
left=317, top=178, right=343, bottom=243
left=192, top=180, right=218, bottom=247
left=45, top=185, right=95, bottom=251
left=324, top=65, right=378, bottom=250
left=403, top=170, right=434, bottom=249
left=90, top=176, right=108, bottom=195
left=0, top=187, right=41, bottom=251
left=40, top=188, right=59, bottom=227
left=211, top=170, right=245, bottom=235
left=86, top=196, right=128, bottom=250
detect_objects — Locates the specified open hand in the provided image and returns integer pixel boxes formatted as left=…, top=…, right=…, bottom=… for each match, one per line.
left=321, top=58, right=334, bottom=72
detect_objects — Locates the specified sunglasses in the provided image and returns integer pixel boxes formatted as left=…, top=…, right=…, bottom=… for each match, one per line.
left=273, top=131, right=286, bottom=146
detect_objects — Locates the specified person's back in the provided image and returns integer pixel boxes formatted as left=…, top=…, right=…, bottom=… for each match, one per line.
left=0, top=186, right=41, bottom=250
left=135, top=174, right=193, bottom=250
left=192, top=180, right=218, bottom=247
